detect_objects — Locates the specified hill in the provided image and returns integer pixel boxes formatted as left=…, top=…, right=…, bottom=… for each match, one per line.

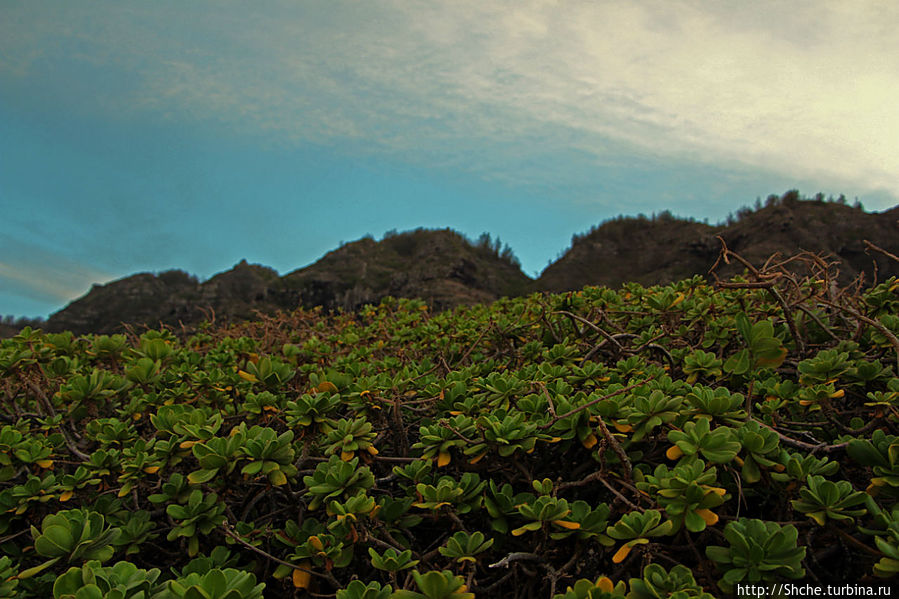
left=43, top=229, right=531, bottom=334
left=25, top=192, right=899, bottom=335
left=538, top=192, right=899, bottom=292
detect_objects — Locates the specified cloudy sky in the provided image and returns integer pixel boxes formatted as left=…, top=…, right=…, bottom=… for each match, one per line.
left=2, top=1, right=898, bottom=318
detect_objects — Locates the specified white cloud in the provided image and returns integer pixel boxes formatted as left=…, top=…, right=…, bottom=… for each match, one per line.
left=0, top=262, right=112, bottom=305
left=0, top=241, right=116, bottom=306
left=2, top=0, right=898, bottom=202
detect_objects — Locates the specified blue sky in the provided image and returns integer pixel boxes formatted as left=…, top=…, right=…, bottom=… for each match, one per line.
left=2, top=1, right=898, bottom=319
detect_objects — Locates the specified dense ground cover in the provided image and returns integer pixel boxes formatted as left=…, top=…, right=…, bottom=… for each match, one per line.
left=1, top=251, right=898, bottom=598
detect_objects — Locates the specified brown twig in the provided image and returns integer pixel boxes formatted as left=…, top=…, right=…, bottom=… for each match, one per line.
left=818, top=298, right=899, bottom=371
left=539, top=375, right=657, bottom=430
left=864, top=240, right=899, bottom=265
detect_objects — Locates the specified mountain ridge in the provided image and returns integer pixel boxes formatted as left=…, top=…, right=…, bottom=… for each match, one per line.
left=4, top=192, right=898, bottom=336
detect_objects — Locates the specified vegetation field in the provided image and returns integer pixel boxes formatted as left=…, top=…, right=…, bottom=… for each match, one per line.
left=1, top=250, right=898, bottom=598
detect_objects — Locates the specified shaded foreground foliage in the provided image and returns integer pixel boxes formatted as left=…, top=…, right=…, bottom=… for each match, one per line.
left=1, top=249, right=898, bottom=598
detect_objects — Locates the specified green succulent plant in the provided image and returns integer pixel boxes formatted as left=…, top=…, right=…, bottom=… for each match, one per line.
left=239, top=425, right=296, bottom=486
left=484, top=480, right=535, bottom=534
left=165, top=490, right=226, bottom=557
left=187, top=430, right=245, bottom=485
left=770, top=451, right=839, bottom=484
left=414, top=473, right=484, bottom=515
left=666, top=418, right=741, bottom=464
left=734, top=420, right=782, bottom=483
left=615, top=389, right=683, bottom=443
left=438, top=531, right=494, bottom=564
left=859, top=496, right=899, bottom=578
left=239, top=356, right=295, bottom=388
left=158, top=568, right=265, bottom=599
left=682, top=350, right=723, bottom=384
left=604, top=509, right=674, bottom=563
left=53, top=560, right=162, bottom=599
left=337, top=580, right=393, bottom=599
left=390, top=570, right=474, bottom=599
left=627, top=563, right=715, bottom=599
left=412, top=415, right=478, bottom=468
left=303, top=455, right=375, bottom=510
left=368, top=547, right=419, bottom=572
left=636, top=460, right=729, bottom=532
left=0, top=556, right=19, bottom=598
left=705, top=518, right=805, bottom=593
left=791, top=474, right=867, bottom=525
left=20, top=509, right=122, bottom=578
left=322, top=417, right=379, bottom=461
left=723, top=314, right=787, bottom=376
left=551, top=576, right=626, bottom=599
left=798, top=349, right=852, bottom=385
left=683, top=385, right=745, bottom=424
left=285, top=391, right=342, bottom=430
left=847, top=430, right=899, bottom=496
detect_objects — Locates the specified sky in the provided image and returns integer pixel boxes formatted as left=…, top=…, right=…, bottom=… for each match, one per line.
left=2, top=1, right=898, bottom=319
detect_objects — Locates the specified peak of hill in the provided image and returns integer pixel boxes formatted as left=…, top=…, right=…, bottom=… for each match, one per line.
left=25, top=193, right=899, bottom=336
left=538, top=193, right=899, bottom=292
left=43, top=229, right=532, bottom=334
left=276, top=228, right=531, bottom=313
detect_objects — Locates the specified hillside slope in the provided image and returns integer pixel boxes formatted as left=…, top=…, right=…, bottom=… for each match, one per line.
left=538, top=195, right=899, bottom=292
left=44, top=229, right=530, bottom=334
left=33, top=194, right=899, bottom=335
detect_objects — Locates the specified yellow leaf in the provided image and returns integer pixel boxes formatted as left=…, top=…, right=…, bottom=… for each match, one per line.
left=665, top=445, right=684, bottom=460
left=581, top=433, right=598, bottom=450
left=733, top=456, right=745, bottom=466
left=309, top=536, right=324, bottom=551
left=366, top=445, right=379, bottom=456
left=613, top=423, right=633, bottom=433
left=704, top=486, right=728, bottom=497
left=696, top=508, right=718, bottom=526
left=35, top=460, right=53, bottom=469
left=179, top=440, right=198, bottom=449
left=553, top=520, right=581, bottom=530
left=143, top=466, right=160, bottom=474
left=468, top=452, right=487, bottom=465
left=611, top=544, right=632, bottom=563
left=671, top=292, right=685, bottom=307
left=340, top=450, right=354, bottom=462
left=437, top=451, right=451, bottom=467
left=830, top=389, right=845, bottom=399
left=270, top=470, right=287, bottom=486
left=132, top=413, right=142, bottom=421
left=59, top=490, right=74, bottom=502
left=292, top=563, right=312, bottom=589
left=808, top=511, right=827, bottom=526
left=316, top=381, right=338, bottom=394
left=597, top=577, right=614, bottom=593
left=238, top=370, right=258, bottom=383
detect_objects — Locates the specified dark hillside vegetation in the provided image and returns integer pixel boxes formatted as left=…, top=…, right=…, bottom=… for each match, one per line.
left=27, top=192, right=898, bottom=337
left=40, top=229, right=532, bottom=336
left=539, top=191, right=899, bottom=293
left=1, top=244, right=898, bottom=597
